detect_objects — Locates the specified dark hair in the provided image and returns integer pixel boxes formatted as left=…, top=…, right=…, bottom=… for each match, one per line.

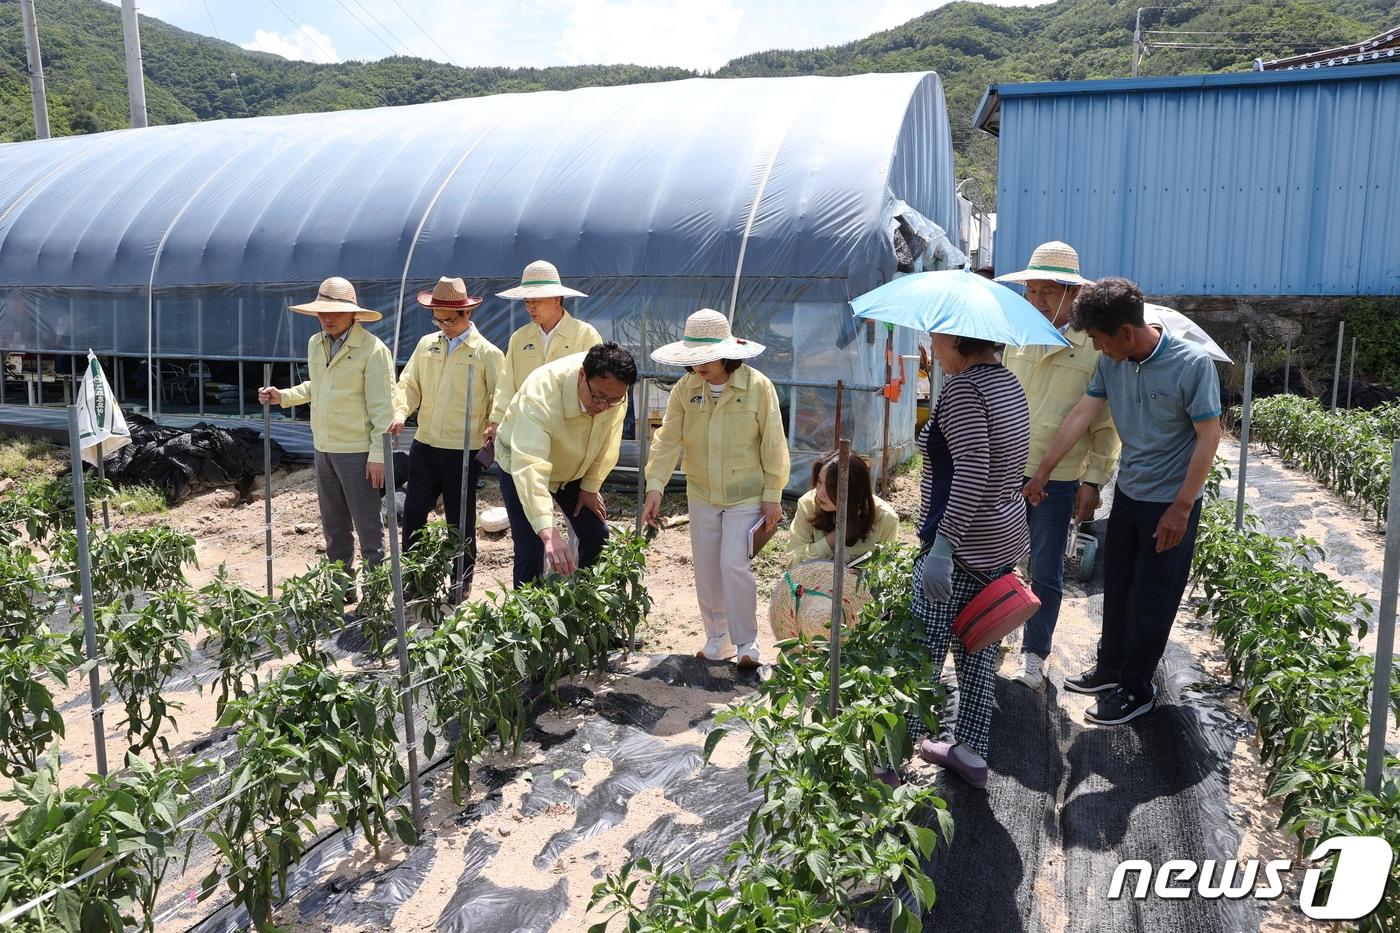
left=809, top=452, right=876, bottom=546
left=582, top=342, right=638, bottom=385
left=953, top=335, right=1002, bottom=357
left=683, top=359, right=744, bottom=374
left=1071, top=276, right=1145, bottom=334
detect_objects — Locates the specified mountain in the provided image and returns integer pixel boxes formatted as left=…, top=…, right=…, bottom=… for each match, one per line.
left=3, top=0, right=1397, bottom=196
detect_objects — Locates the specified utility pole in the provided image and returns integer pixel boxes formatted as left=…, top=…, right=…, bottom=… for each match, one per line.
left=19, top=0, right=50, bottom=139
left=121, top=0, right=149, bottom=128
left=1132, top=7, right=1144, bottom=77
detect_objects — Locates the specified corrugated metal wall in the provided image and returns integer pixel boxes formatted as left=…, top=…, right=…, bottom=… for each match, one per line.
left=993, top=64, right=1400, bottom=295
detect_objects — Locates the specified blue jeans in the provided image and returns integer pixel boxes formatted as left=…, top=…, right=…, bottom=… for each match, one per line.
left=1021, top=478, right=1078, bottom=658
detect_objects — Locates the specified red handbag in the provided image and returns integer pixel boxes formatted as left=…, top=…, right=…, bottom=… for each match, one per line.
left=951, top=563, right=1040, bottom=654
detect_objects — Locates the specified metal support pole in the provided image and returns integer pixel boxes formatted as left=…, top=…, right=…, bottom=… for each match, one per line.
left=1331, top=320, right=1345, bottom=410
left=262, top=363, right=274, bottom=597
left=828, top=439, right=851, bottom=718
left=120, top=0, right=148, bottom=128
left=633, top=379, right=650, bottom=536
left=1347, top=337, right=1357, bottom=410
left=1364, top=440, right=1400, bottom=793
left=833, top=380, right=844, bottom=450
left=452, top=373, right=475, bottom=604
left=19, top=0, right=49, bottom=140
left=1131, top=6, right=1143, bottom=77
left=880, top=324, right=893, bottom=499
left=67, top=406, right=108, bottom=777
left=95, top=457, right=110, bottom=531
left=383, top=434, right=424, bottom=831
left=1235, top=342, right=1253, bottom=530
left=1282, top=338, right=1291, bottom=395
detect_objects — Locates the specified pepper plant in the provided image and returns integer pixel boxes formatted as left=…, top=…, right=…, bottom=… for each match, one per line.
left=0, top=749, right=208, bottom=932
left=200, top=566, right=281, bottom=717
left=52, top=526, right=197, bottom=610
left=0, top=624, right=81, bottom=777
left=401, top=520, right=462, bottom=626
left=203, top=662, right=414, bottom=930
left=20, top=472, right=115, bottom=547
left=93, top=589, right=198, bottom=759
left=276, top=559, right=351, bottom=662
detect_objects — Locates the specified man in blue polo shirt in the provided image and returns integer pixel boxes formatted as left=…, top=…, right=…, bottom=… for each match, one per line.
left=1024, top=277, right=1221, bottom=725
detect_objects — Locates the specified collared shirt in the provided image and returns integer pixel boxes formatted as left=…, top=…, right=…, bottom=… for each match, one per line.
left=280, top=323, right=395, bottom=463
left=786, top=490, right=899, bottom=569
left=1086, top=329, right=1222, bottom=503
left=327, top=330, right=350, bottom=363
left=643, top=367, right=790, bottom=508
left=489, top=312, right=603, bottom=424
left=1004, top=326, right=1121, bottom=485
left=495, top=353, right=627, bottom=532
left=394, top=326, right=504, bottom=451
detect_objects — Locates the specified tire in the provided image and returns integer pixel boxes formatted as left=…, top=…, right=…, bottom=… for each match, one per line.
left=1076, top=537, right=1097, bottom=582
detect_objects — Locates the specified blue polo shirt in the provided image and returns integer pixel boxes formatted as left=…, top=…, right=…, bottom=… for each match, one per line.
left=1086, top=329, right=1221, bottom=503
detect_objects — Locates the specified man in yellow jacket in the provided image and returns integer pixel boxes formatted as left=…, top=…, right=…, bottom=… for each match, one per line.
left=483, top=260, right=602, bottom=445
left=258, top=277, right=396, bottom=597
left=997, top=242, right=1121, bottom=688
left=495, top=343, right=636, bottom=586
left=389, top=277, right=503, bottom=596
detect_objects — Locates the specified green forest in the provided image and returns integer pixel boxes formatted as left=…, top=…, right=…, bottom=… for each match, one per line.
left=2, top=0, right=1397, bottom=189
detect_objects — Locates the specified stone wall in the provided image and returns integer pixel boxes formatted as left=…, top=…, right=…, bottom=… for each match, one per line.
left=1150, top=295, right=1400, bottom=385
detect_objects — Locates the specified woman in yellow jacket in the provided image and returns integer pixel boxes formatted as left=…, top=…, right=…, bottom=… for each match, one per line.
left=786, top=453, right=899, bottom=569
left=641, top=309, right=789, bottom=668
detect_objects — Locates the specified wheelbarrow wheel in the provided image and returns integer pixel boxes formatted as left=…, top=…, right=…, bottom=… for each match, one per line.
left=1076, top=536, right=1097, bottom=582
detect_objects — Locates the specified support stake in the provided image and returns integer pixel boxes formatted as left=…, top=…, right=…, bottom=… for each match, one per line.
left=1235, top=342, right=1253, bottom=531
left=1364, top=440, right=1400, bottom=793
left=383, top=434, right=424, bottom=832
left=828, top=439, right=851, bottom=717
left=262, top=363, right=274, bottom=597
left=1331, top=321, right=1345, bottom=410
left=67, top=405, right=108, bottom=777
left=453, top=374, right=475, bottom=604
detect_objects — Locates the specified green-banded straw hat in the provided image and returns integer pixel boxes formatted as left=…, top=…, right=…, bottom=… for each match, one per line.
left=994, top=241, right=1094, bottom=287
left=495, top=259, right=588, bottom=300
left=651, top=308, right=765, bottom=367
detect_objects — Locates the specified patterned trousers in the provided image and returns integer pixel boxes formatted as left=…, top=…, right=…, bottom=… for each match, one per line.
left=907, top=551, right=1008, bottom=759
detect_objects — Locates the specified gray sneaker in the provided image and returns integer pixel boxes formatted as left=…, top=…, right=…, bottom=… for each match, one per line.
left=1013, top=653, right=1044, bottom=689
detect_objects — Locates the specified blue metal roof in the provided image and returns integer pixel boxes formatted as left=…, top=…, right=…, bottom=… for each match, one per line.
left=979, top=62, right=1400, bottom=295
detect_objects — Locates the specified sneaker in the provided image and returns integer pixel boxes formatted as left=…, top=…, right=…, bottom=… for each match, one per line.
left=1085, top=686, right=1156, bottom=725
left=1064, top=665, right=1119, bottom=695
left=735, top=641, right=762, bottom=669
left=1013, top=653, right=1045, bottom=689
left=918, top=739, right=988, bottom=789
left=695, top=636, right=733, bottom=661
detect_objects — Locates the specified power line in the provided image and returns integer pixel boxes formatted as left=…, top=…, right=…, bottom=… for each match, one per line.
left=200, top=0, right=251, bottom=117
left=384, top=0, right=460, bottom=67
left=329, top=0, right=401, bottom=58
left=344, top=0, right=417, bottom=59
left=262, top=0, right=340, bottom=64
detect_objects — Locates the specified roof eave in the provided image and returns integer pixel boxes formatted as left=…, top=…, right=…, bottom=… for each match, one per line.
left=972, top=86, right=1000, bottom=136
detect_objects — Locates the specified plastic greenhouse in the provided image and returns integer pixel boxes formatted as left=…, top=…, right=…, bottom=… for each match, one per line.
left=0, top=72, right=961, bottom=489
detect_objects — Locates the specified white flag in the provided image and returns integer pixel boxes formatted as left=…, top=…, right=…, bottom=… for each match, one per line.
left=77, top=350, right=130, bottom=466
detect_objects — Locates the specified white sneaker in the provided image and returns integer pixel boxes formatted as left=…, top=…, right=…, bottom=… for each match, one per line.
left=1013, top=653, right=1044, bottom=689
left=735, top=641, right=761, bottom=669
left=695, top=635, right=733, bottom=661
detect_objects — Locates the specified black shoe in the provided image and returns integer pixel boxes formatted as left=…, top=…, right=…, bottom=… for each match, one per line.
left=1085, top=686, right=1156, bottom=725
left=1064, top=666, right=1119, bottom=695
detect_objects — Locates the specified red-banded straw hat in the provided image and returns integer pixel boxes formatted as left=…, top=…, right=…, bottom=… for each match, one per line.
left=289, top=276, right=383, bottom=322
left=651, top=309, right=764, bottom=367
left=417, top=276, right=483, bottom=312
left=994, top=241, right=1094, bottom=287
left=496, top=260, right=588, bottom=300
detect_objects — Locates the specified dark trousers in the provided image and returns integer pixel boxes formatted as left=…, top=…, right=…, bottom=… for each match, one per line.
left=402, top=440, right=481, bottom=594
left=497, top=469, right=608, bottom=588
left=1098, top=487, right=1203, bottom=699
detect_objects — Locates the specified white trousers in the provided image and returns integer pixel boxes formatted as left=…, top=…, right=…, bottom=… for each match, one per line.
left=688, top=501, right=762, bottom=647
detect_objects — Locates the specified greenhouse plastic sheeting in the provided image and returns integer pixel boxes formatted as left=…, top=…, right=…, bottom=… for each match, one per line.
left=0, top=73, right=958, bottom=487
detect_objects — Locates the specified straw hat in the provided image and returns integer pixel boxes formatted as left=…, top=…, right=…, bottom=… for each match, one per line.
left=995, top=241, right=1094, bottom=287
left=768, top=560, right=871, bottom=645
left=651, top=309, right=765, bottom=367
left=289, top=277, right=383, bottom=322
left=417, top=276, right=483, bottom=311
left=496, top=260, right=588, bottom=300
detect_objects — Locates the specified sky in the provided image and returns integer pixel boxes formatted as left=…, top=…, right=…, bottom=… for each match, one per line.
left=104, top=0, right=1053, bottom=72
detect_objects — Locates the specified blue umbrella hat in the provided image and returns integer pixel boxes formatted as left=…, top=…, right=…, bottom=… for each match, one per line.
left=850, top=269, right=1070, bottom=348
